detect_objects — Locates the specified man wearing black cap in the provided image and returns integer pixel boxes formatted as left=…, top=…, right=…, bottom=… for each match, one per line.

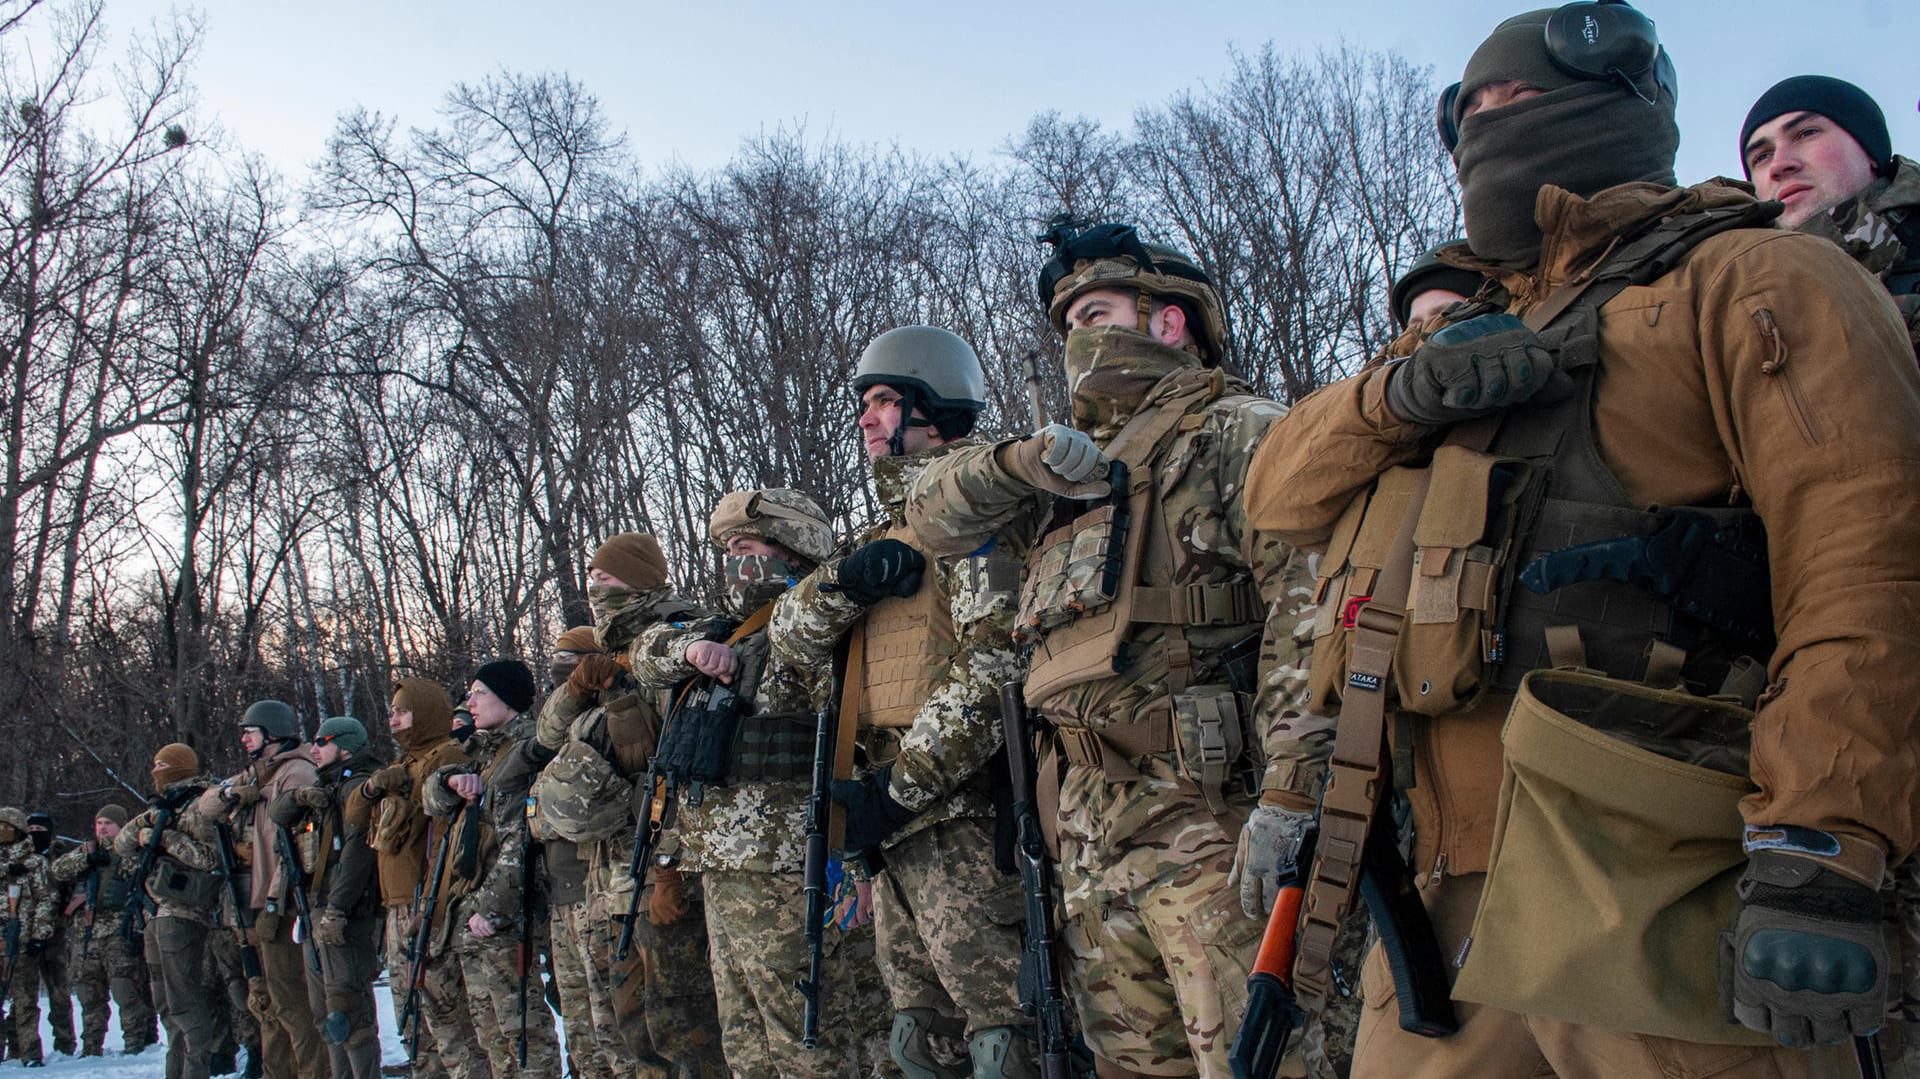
left=1246, top=3, right=1920, bottom=1076
left=1742, top=75, right=1919, bottom=356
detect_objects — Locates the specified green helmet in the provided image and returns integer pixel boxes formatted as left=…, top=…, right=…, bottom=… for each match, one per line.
left=852, top=326, right=987, bottom=452
left=240, top=699, right=298, bottom=740
left=708, top=488, right=835, bottom=566
left=1035, top=217, right=1229, bottom=363
left=1388, top=241, right=1483, bottom=327
left=313, top=716, right=368, bottom=758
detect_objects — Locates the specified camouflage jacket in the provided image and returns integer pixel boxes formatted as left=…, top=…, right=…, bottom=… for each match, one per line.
left=771, top=439, right=1023, bottom=840
left=113, top=778, right=225, bottom=926
left=51, top=841, right=136, bottom=929
left=903, top=335, right=1320, bottom=912
left=425, top=712, right=543, bottom=938
left=629, top=613, right=815, bottom=874
left=1799, top=154, right=1920, bottom=358
left=0, top=835, right=55, bottom=943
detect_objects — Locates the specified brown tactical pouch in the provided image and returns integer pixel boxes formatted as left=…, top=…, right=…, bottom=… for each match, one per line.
left=1307, top=446, right=1531, bottom=719
left=369, top=795, right=419, bottom=856
left=1016, top=503, right=1127, bottom=642
left=1452, top=669, right=1774, bottom=1045
left=1170, top=684, right=1253, bottom=813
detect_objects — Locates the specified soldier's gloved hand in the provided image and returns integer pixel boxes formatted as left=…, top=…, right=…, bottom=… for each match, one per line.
left=565, top=654, right=623, bottom=702
left=313, top=907, right=348, bottom=948
left=1384, top=313, right=1569, bottom=426
left=823, top=539, right=926, bottom=606
left=830, top=767, right=920, bottom=852
left=997, top=423, right=1112, bottom=499
left=649, top=865, right=690, bottom=927
left=294, top=786, right=331, bottom=811
left=222, top=782, right=260, bottom=808
left=135, top=827, right=154, bottom=847
left=266, top=793, right=304, bottom=828
left=322, top=1010, right=351, bottom=1046
left=366, top=764, right=410, bottom=800
left=86, top=847, right=111, bottom=868
left=1724, top=848, right=1889, bottom=1047
left=1228, top=803, right=1318, bottom=919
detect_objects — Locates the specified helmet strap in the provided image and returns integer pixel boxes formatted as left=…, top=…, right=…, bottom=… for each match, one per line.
left=1134, top=289, right=1155, bottom=338
left=888, top=384, right=930, bottom=458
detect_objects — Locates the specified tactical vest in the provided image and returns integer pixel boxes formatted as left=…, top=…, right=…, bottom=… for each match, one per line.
left=1016, top=366, right=1268, bottom=808
left=720, top=622, right=815, bottom=783
left=856, top=523, right=959, bottom=730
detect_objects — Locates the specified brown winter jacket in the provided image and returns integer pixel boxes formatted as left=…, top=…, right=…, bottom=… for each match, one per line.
left=1246, top=181, right=1920, bottom=885
left=344, top=698, right=468, bottom=909
left=248, top=744, right=319, bottom=910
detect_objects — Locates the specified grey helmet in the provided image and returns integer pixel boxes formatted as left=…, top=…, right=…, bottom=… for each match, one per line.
left=240, top=699, right=299, bottom=741
left=852, top=326, right=988, bottom=454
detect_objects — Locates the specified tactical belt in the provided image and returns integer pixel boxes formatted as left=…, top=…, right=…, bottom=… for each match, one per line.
left=1053, top=704, right=1177, bottom=782
left=1130, top=581, right=1263, bottom=626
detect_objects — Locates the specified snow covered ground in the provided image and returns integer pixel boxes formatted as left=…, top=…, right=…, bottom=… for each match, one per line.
left=11, top=973, right=510, bottom=1078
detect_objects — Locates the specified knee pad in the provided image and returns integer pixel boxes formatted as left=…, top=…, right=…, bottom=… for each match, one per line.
left=967, top=1025, right=1044, bottom=1079
left=889, top=1008, right=970, bottom=1079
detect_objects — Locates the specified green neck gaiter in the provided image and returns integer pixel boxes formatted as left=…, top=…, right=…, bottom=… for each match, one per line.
left=1455, top=82, right=1679, bottom=267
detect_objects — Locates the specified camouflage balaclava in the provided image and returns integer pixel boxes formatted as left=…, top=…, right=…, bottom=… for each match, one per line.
left=1451, top=8, right=1679, bottom=267
left=1063, top=326, right=1201, bottom=442
left=709, top=489, right=832, bottom=616
left=0, top=807, right=24, bottom=845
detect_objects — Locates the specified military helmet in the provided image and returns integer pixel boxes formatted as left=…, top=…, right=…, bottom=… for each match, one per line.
left=240, top=699, right=299, bottom=740
left=313, top=716, right=369, bottom=758
left=853, top=327, right=987, bottom=410
left=709, top=488, right=835, bottom=566
left=1035, top=217, right=1229, bottom=363
left=0, top=806, right=26, bottom=836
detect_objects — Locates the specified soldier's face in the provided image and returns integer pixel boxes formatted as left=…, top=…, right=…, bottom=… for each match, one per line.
left=389, top=704, right=413, bottom=733
left=466, top=680, right=515, bottom=729
left=1744, top=111, right=1878, bottom=229
left=857, top=386, right=938, bottom=460
left=314, top=741, right=345, bottom=768
left=587, top=566, right=627, bottom=588
left=1461, top=79, right=1546, bottom=118
left=94, top=818, right=120, bottom=842
left=1407, top=288, right=1470, bottom=327
left=725, top=535, right=781, bottom=558
left=240, top=726, right=265, bottom=754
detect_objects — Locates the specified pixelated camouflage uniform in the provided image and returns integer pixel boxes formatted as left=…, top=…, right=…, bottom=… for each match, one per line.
left=772, top=440, right=1032, bottom=1073
left=424, top=712, right=564, bottom=1078
left=35, top=833, right=77, bottom=1058
left=630, top=604, right=891, bottom=1079
left=115, top=779, right=226, bottom=1079
left=51, top=839, right=159, bottom=1056
left=1798, top=154, right=1920, bottom=360
left=904, top=332, right=1321, bottom=1076
left=1, top=811, right=57, bottom=1066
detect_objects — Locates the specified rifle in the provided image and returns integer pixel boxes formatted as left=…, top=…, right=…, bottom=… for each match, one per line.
left=517, top=816, right=534, bottom=1068
left=1228, top=830, right=1316, bottom=1079
left=1, top=884, right=20, bottom=1007
left=121, top=798, right=180, bottom=947
left=614, top=759, right=671, bottom=963
left=213, top=822, right=262, bottom=978
left=274, top=823, right=322, bottom=974
left=1000, top=679, right=1075, bottom=1079
left=401, top=804, right=462, bottom=1059
left=795, top=658, right=841, bottom=1050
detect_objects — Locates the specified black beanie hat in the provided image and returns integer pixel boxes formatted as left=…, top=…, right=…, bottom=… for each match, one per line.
left=473, top=659, right=536, bottom=714
left=1741, top=76, right=1892, bottom=178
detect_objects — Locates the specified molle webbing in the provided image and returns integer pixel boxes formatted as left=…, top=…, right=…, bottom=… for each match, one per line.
left=721, top=621, right=814, bottom=783
left=855, top=525, right=958, bottom=730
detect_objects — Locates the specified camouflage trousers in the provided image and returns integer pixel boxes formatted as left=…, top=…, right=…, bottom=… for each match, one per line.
left=205, top=923, right=261, bottom=1067
left=1060, top=814, right=1262, bottom=1076
left=550, top=894, right=636, bottom=1079
left=386, top=904, right=485, bottom=1079
left=302, top=913, right=380, bottom=1079
left=42, top=920, right=74, bottom=1054
left=253, top=918, right=328, bottom=1079
left=628, top=882, right=729, bottom=1078
left=454, top=927, right=564, bottom=1078
left=703, top=867, right=885, bottom=1079
left=68, top=913, right=158, bottom=1055
left=3, top=943, right=50, bottom=1065
left=872, top=816, right=1028, bottom=1059
left=146, top=915, right=217, bottom=1079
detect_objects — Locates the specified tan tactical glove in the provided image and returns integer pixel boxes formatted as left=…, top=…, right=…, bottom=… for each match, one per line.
left=649, top=866, right=690, bottom=926
left=223, top=782, right=260, bottom=808
left=294, top=786, right=331, bottom=811
left=366, top=764, right=410, bottom=799
left=566, top=654, right=623, bottom=702
left=996, top=423, right=1112, bottom=499
left=313, top=907, right=348, bottom=948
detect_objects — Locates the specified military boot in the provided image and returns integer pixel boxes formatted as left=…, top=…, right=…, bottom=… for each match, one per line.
left=889, top=1007, right=971, bottom=1079
left=968, top=1026, right=1043, bottom=1079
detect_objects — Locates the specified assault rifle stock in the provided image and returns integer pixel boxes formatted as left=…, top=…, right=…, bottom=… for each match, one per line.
left=213, top=822, right=262, bottom=978
left=795, top=660, right=840, bottom=1050
left=1000, top=679, right=1075, bottom=1079
left=614, top=763, right=671, bottom=963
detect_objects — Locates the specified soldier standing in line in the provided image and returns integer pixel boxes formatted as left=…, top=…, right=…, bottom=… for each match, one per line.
left=345, top=679, right=484, bottom=1079
left=421, top=659, right=564, bottom=1078
left=771, top=326, right=1037, bottom=1079
left=24, top=812, right=77, bottom=1061
left=116, top=744, right=223, bottom=1079
left=267, top=717, right=384, bottom=1079
left=530, top=624, right=641, bottom=1079
left=901, top=233, right=1320, bottom=1078
left=626, top=488, right=894, bottom=1079
left=0, top=807, right=56, bottom=1067
left=202, top=701, right=327, bottom=1079
left=51, top=804, right=159, bottom=1058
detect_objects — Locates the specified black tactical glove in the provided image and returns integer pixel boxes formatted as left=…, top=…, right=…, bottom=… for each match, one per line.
left=830, top=767, right=920, bottom=852
left=1384, top=312, right=1569, bottom=426
left=1723, top=849, right=1889, bottom=1047
left=86, top=847, right=111, bottom=868
left=266, top=792, right=305, bottom=828
left=823, top=539, right=926, bottom=606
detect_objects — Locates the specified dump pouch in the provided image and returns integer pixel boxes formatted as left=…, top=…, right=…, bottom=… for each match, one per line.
left=529, top=722, right=634, bottom=844
left=1170, top=684, right=1251, bottom=813
left=146, top=858, right=225, bottom=909
left=1451, top=669, right=1773, bottom=1045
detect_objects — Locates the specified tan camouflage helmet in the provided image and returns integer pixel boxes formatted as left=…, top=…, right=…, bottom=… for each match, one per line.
left=1036, top=218, right=1229, bottom=363
left=709, top=488, right=835, bottom=568
left=0, top=806, right=26, bottom=837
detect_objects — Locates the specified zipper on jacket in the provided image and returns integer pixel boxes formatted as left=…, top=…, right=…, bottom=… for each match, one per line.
left=1753, top=308, right=1819, bottom=446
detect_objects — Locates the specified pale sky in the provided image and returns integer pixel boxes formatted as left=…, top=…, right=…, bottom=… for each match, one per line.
left=60, top=0, right=1920, bottom=194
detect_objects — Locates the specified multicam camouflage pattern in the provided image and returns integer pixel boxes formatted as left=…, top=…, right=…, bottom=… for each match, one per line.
left=770, top=439, right=1021, bottom=822
left=550, top=895, right=639, bottom=1079
left=384, top=904, right=482, bottom=1079
left=454, top=926, right=564, bottom=1078
left=425, top=712, right=544, bottom=943
left=52, top=843, right=158, bottom=1055
left=702, top=867, right=884, bottom=1079
left=904, top=328, right=1322, bottom=1072
left=1800, top=155, right=1920, bottom=355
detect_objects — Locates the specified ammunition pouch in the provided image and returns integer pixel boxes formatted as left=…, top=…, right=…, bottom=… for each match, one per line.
left=1015, top=496, right=1129, bottom=642
left=1453, top=669, right=1774, bottom=1045
left=145, top=858, right=224, bottom=909
left=97, top=872, right=133, bottom=912
left=656, top=682, right=746, bottom=789
left=727, top=711, right=816, bottom=784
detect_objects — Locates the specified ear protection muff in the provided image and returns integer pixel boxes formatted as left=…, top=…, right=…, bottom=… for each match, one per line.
left=1435, top=0, right=1675, bottom=152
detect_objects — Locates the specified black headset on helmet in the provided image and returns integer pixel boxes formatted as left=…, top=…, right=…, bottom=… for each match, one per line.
left=1435, top=0, right=1676, bottom=152
left=1033, top=215, right=1215, bottom=308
